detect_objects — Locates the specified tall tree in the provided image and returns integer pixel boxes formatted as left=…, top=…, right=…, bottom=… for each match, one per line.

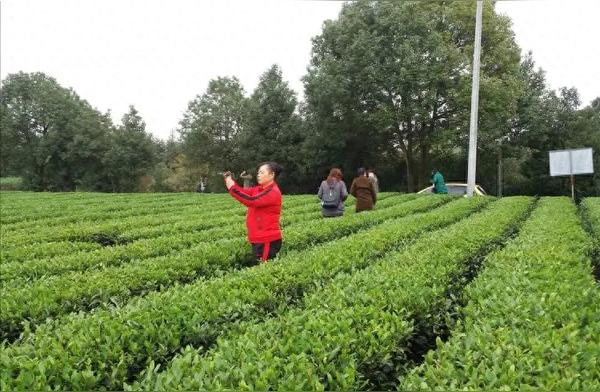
left=303, top=0, right=522, bottom=191
left=0, top=72, right=110, bottom=190
left=0, top=103, right=19, bottom=176
left=240, top=65, right=304, bottom=191
left=179, top=77, right=248, bottom=180
left=569, top=97, right=600, bottom=196
left=103, top=106, right=158, bottom=192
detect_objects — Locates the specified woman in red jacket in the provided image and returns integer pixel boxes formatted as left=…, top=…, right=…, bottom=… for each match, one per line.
left=224, top=162, right=283, bottom=263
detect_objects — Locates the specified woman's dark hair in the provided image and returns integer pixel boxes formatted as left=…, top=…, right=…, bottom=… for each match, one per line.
left=259, top=162, right=283, bottom=179
left=326, top=168, right=343, bottom=184
left=357, top=167, right=367, bottom=177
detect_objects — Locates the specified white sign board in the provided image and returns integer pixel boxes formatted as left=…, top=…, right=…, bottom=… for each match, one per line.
left=549, top=148, right=594, bottom=176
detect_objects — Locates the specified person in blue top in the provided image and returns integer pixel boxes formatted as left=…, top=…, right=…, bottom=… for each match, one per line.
left=431, top=168, right=448, bottom=194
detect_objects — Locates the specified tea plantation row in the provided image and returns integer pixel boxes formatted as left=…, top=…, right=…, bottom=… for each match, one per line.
left=0, top=192, right=598, bottom=390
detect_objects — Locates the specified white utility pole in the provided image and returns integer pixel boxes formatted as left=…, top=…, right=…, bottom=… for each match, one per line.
left=467, top=0, right=483, bottom=197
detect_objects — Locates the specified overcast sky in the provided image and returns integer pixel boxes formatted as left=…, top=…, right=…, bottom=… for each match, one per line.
left=2, top=0, right=599, bottom=140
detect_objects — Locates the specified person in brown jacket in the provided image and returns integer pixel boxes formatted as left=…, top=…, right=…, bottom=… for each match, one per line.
left=350, top=167, right=376, bottom=212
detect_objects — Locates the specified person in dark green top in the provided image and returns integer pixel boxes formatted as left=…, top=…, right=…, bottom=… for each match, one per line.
left=431, top=169, right=448, bottom=194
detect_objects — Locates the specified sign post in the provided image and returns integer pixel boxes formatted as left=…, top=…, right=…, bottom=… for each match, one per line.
left=549, top=148, right=594, bottom=201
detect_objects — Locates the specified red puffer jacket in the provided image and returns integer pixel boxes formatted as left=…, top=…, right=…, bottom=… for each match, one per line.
left=228, top=182, right=282, bottom=243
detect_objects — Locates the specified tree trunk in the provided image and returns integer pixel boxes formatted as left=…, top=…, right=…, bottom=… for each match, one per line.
left=497, top=147, right=503, bottom=197
left=418, top=98, right=438, bottom=191
left=404, top=153, right=412, bottom=193
left=405, top=141, right=417, bottom=193
left=418, top=141, right=429, bottom=190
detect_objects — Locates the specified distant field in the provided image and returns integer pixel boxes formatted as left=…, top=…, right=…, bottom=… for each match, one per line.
left=1, top=192, right=598, bottom=390
left=0, top=177, right=22, bottom=191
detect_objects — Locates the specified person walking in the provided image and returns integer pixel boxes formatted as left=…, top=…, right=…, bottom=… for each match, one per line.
left=239, top=171, right=253, bottom=188
left=350, top=167, right=376, bottom=212
left=224, top=162, right=283, bottom=263
left=431, top=168, right=448, bottom=194
left=367, top=168, right=379, bottom=196
left=317, top=168, right=348, bottom=218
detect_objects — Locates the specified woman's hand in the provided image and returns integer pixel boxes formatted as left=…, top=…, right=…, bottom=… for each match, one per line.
left=223, top=171, right=235, bottom=189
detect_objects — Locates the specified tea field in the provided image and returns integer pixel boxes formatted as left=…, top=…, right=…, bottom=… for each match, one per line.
left=0, top=191, right=599, bottom=390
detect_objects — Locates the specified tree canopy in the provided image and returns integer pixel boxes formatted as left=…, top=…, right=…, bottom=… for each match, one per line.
left=1, top=1, right=597, bottom=196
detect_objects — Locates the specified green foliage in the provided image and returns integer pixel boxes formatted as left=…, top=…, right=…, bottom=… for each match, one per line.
left=2, top=4, right=597, bottom=195
left=179, top=77, right=248, bottom=178
left=402, top=198, right=599, bottom=390
left=1, top=193, right=597, bottom=391
left=103, top=106, right=160, bottom=192
left=0, top=72, right=111, bottom=190
left=0, top=193, right=421, bottom=340
left=1, top=194, right=477, bottom=390
left=0, top=177, right=22, bottom=190
left=581, top=197, right=600, bottom=274
left=0, top=106, right=19, bottom=177
left=0, top=196, right=337, bottom=278
left=567, top=100, right=600, bottom=197
left=134, top=197, right=532, bottom=391
left=302, top=0, right=522, bottom=192
left=506, top=86, right=599, bottom=197
left=0, top=73, right=162, bottom=192
left=240, top=65, right=304, bottom=192
left=581, top=197, right=600, bottom=242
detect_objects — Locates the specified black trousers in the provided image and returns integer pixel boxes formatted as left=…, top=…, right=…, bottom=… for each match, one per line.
left=251, top=239, right=282, bottom=262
